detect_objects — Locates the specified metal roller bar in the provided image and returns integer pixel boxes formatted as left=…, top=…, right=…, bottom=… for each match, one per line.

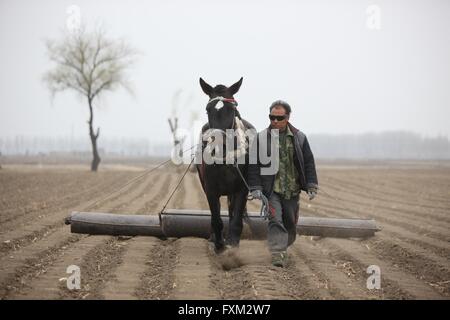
left=65, top=212, right=164, bottom=237
left=161, top=209, right=380, bottom=239
left=66, top=209, right=380, bottom=239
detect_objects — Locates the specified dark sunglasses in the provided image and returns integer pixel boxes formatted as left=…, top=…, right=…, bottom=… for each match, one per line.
left=269, top=114, right=287, bottom=121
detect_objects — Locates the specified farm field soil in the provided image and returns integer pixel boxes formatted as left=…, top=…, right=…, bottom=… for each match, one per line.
left=0, top=161, right=448, bottom=299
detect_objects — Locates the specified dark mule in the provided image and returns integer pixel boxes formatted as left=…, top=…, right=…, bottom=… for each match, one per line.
left=196, top=77, right=255, bottom=253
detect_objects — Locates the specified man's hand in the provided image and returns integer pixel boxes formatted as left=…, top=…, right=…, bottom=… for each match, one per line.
left=250, top=189, right=263, bottom=200
left=307, top=188, right=317, bottom=200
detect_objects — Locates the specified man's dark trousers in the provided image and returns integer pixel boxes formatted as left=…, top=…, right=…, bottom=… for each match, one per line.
left=267, top=192, right=300, bottom=252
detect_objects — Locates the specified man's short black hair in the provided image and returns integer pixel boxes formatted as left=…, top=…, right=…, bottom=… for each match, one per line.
left=269, top=100, right=291, bottom=115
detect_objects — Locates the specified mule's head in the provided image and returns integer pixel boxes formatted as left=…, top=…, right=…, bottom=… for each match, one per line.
left=199, top=77, right=243, bottom=131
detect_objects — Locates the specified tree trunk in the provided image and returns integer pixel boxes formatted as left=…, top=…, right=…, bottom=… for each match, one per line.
left=88, top=98, right=101, bottom=172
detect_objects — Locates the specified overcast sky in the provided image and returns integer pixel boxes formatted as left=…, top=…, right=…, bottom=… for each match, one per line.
left=0, top=0, right=449, bottom=144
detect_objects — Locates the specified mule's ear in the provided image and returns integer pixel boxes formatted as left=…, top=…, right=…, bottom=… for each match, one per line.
left=229, top=77, right=243, bottom=95
left=199, top=78, right=213, bottom=96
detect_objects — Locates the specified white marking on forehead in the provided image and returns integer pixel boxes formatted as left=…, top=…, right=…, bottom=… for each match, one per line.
left=215, top=100, right=224, bottom=110
left=208, top=96, right=226, bottom=110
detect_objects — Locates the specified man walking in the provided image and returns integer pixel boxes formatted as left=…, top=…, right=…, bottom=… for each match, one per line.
left=248, top=100, right=318, bottom=267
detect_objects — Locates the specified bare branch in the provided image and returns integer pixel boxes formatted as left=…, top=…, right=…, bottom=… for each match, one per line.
left=43, top=26, right=138, bottom=103
left=91, top=79, right=112, bottom=99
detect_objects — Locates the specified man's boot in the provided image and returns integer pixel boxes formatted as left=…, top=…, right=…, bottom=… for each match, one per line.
left=271, top=251, right=288, bottom=267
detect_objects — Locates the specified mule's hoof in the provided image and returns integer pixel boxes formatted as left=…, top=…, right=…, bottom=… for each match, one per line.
left=214, top=244, right=226, bottom=255
left=225, top=242, right=240, bottom=249
left=224, top=244, right=240, bottom=253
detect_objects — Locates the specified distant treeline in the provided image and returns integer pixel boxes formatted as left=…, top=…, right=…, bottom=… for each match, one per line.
left=309, top=131, right=450, bottom=159
left=0, top=136, right=172, bottom=157
left=0, top=131, right=449, bottom=159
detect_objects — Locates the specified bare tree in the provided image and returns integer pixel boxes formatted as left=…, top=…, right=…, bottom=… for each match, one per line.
left=43, top=27, right=137, bottom=171
left=168, top=117, right=186, bottom=160
left=168, top=89, right=186, bottom=161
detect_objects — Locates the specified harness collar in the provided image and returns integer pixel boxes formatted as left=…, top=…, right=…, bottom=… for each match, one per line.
left=202, top=116, right=248, bottom=164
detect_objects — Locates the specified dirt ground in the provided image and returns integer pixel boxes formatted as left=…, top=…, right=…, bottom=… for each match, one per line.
left=0, top=160, right=449, bottom=300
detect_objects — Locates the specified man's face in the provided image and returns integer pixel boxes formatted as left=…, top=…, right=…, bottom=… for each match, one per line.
left=269, top=106, right=289, bottom=131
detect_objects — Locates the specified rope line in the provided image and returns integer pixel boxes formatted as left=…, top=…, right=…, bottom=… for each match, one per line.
left=83, top=144, right=199, bottom=211
left=159, top=156, right=195, bottom=216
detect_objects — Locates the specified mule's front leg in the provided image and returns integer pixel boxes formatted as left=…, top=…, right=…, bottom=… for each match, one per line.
left=227, top=190, right=247, bottom=247
left=206, top=193, right=225, bottom=253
